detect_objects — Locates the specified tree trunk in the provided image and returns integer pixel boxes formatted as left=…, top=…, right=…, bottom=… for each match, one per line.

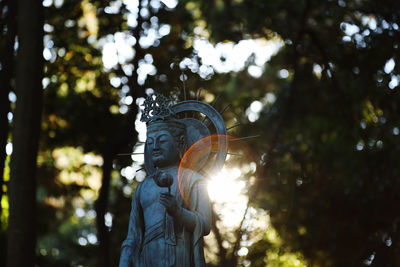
left=7, top=0, right=43, bottom=266
left=96, top=152, right=113, bottom=267
left=0, top=0, right=16, bottom=225
left=95, top=1, right=145, bottom=266
left=95, top=104, right=142, bottom=267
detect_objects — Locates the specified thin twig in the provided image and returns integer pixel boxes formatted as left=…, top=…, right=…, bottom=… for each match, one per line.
left=231, top=203, right=250, bottom=261
left=196, top=87, right=202, bottom=101
left=211, top=94, right=220, bottom=107
left=227, top=123, right=241, bottom=131
left=117, top=152, right=144, bottom=156
left=220, top=104, right=231, bottom=115
left=229, top=135, right=261, bottom=142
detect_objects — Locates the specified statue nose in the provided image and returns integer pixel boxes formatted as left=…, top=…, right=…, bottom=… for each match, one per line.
left=154, top=140, right=161, bottom=149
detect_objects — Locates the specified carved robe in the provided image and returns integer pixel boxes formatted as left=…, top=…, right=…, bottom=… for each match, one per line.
left=119, top=169, right=211, bottom=267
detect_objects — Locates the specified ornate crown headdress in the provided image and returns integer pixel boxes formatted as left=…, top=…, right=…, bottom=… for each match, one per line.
left=140, top=93, right=175, bottom=124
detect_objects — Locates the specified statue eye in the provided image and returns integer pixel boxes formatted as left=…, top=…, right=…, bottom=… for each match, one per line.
left=159, top=135, right=170, bottom=143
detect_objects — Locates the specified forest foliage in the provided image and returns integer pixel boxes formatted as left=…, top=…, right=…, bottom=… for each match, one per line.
left=1, top=0, right=400, bottom=266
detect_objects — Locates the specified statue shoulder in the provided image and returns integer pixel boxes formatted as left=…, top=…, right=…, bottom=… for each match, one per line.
left=132, top=175, right=153, bottom=195
left=179, top=168, right=207, bottom=190
left=179, top=167, right=204, bottom=179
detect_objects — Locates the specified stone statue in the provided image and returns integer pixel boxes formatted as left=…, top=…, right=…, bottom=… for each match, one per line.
left=119, top=93, right=228, bottom=267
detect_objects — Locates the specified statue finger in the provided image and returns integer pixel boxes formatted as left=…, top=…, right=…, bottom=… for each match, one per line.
left=159, top=198, right=168, bottom=206
left=160, top=192, right=174, bottom=198
left=160, top=193, right=168, bottom=199
left=160, top=197, right=172, bottom=205
left=160, top=195, right=172, bottom=202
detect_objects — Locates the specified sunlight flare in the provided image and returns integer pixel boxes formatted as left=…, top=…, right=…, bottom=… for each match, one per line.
left=208, top=167, right=248, bottom=227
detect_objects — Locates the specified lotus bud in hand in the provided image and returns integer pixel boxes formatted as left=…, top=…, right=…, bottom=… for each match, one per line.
left=154, top=170, right=173, bottom=193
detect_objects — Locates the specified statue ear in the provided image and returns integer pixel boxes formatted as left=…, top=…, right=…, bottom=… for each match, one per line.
left=179, top=135, right=185, bottom=146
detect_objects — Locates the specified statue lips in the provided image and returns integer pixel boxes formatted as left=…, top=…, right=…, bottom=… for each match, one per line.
left=152, top=149, right=163, bottom=160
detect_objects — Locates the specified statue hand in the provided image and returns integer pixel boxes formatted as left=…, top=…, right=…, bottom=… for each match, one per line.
left=159, top=193, right=179, bottom=216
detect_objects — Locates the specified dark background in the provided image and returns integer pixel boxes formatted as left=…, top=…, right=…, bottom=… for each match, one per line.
left=1, top=0, right=400, bottom=266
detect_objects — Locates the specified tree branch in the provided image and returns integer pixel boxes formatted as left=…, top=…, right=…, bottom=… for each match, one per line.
left=211, top=203, right=228, bottom=266
left=229, top=202, right=250, bottom=265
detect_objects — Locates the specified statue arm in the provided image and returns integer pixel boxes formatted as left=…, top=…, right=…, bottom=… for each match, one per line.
left=174, top=181, right=211, bottom=235
left=119, top=244, right=133, bottom=267
left=119, top=238, right=134, bottom=267
left=119, top=184, right=144, bottom=267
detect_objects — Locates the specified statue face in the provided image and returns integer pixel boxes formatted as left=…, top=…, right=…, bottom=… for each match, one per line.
left=146, top=130, right=180, bottom=168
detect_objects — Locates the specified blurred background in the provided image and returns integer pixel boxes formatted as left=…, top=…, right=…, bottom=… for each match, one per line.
left=1, top=0, right=400, bottom=266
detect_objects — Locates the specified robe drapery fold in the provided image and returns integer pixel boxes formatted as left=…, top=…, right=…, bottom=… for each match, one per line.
left=119, top=168, right=211, bottom=267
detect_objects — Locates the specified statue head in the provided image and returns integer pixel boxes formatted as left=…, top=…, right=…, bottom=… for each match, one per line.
left=146, top=120, right=187, bottom=168
left=141, top=93, right=187, bottom=168
left=140, top=92, right=227, bottom=176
